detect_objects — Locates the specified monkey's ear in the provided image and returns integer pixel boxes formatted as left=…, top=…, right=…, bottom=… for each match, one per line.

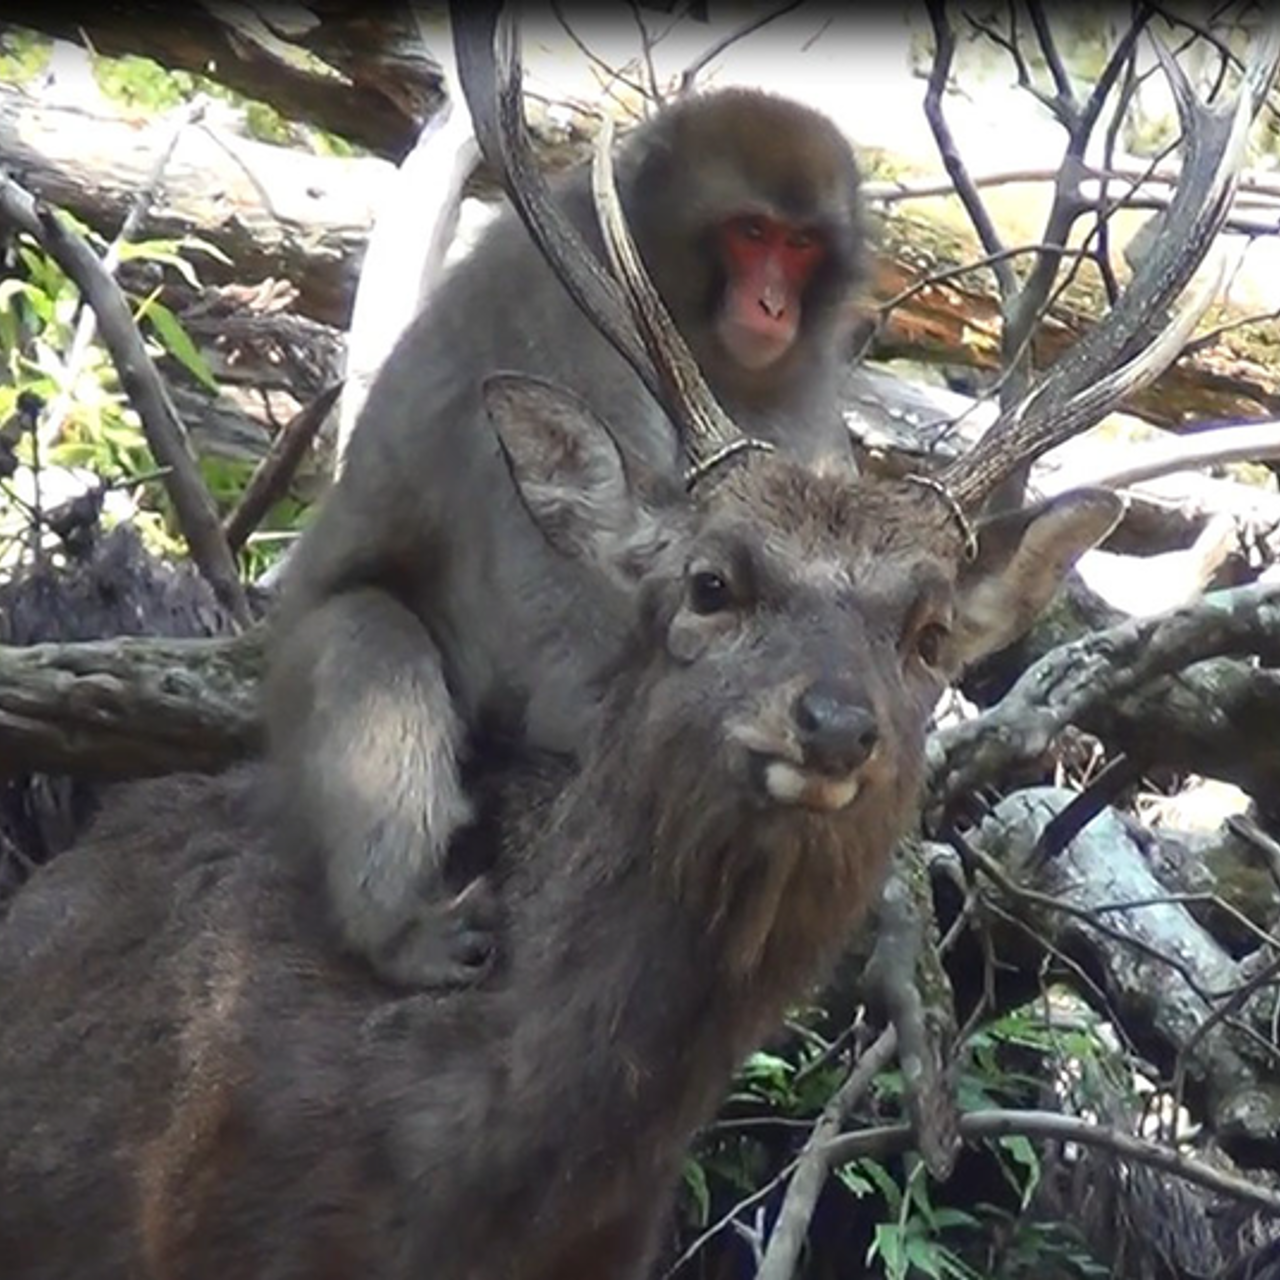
left=951, top=487, right=1123, bottom=667
left=484, top=373, right=647, bottom=571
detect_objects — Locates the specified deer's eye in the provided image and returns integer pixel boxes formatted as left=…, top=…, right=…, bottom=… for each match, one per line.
left=912, top=620, right=950, bottom=670
left=688, top=569, right=734, bottom=615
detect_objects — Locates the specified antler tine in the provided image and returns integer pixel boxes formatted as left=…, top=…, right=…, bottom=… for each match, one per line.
left=590, top=116, right=773, bottom=486
left=942, top=26, right=1280, bottom=511
left=451, top=0, right=662, bottom=408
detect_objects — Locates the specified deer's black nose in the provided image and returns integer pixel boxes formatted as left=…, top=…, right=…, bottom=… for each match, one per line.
left=794, top=680, right=879, bottom=775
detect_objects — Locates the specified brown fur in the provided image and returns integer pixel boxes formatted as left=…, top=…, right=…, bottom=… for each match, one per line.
left=0, top=411, right=1120, bottom=1278
left=264, top=88, right=867, bottom=991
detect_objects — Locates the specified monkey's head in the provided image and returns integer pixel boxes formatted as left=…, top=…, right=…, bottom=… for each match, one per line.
left=626, top=89, right=866, bottom=396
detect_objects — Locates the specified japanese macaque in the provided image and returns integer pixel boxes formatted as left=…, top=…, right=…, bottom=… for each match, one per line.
left=266, top=89, right=869, bottom=988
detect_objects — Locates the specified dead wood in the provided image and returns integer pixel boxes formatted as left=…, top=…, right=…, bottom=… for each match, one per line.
left=967, top=786, right=1280, bottom=1166
left=930, top=582, right=1280, bottom=806
left=1, top=8, right=443, bottom=161
left=866, top=211, right=1280, bottom=430
left=0, top=629, right=261, bottom=778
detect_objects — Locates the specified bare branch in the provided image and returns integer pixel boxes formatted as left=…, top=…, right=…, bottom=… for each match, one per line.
left=223, top=384, right=341, bottom=555
left=1042, top=417, right=1280, bottom=494
left=944, top=28, right=1280, bottom=506
left=755, top=1030, right=899, bottom=1280
left=676, top=0, right=806, bottom=96
left=822, top=1108, right=1280, bottom=1215
left=42, top=96, right=207, bottom=446
left=928, top=581, right=1280, bottom=803
left=1026, top=1, right=1077, bottom=118
left=923, top=0, right=1015, bottom=296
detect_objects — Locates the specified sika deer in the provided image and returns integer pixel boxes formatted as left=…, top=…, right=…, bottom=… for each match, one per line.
left=0, top=367, right=1119, bottom=1278
left=0, top=8, right=1263, bottom=1277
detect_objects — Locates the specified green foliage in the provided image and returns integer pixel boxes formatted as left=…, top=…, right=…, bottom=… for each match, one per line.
left=88, top=47, right=358, bottom=154
left=0, top=27, right=52, bottom=83
left=675, top=997, right=1118, bottom=1278
left=90, top=52, right=200, bottom=112
left=863, top=1162, right=983, bottom=1280
left=0, top=230, right=201, bottom=552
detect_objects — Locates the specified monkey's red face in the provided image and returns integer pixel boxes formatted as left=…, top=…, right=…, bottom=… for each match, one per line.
left=716, top=215, right=825, bottom=371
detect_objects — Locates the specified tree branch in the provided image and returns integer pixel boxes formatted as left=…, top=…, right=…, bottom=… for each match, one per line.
left=929, top=582, right=1280, bottom=803
left=822, top=1108, right=1280, bottom=1215
left=0, top=631, right=263, bottom=778
left=923, top=0, right=1015, bottom=296
left=223, top=384, right=341, bottom=555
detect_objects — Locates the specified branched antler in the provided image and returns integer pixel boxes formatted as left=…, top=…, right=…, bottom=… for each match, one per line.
left=945, top=26, right=1280, bottom=508
left=450, top=0, right=761, bottom=483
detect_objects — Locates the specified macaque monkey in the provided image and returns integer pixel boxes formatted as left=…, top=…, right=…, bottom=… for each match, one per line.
left=266, top=88, right=869, bottom=988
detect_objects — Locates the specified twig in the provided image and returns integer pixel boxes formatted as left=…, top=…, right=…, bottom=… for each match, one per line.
left=1183, top=304, right=1280, bottom=355
left=0, top=173, right=251, bottom=625
left=1031, top=753, right=1140, bottom=862
left=923, top=0, right=1015, bottom=295
left=677, top=0, right=806, bottom=96
left=821, top=1108, right=1280, bottom=1214
left=755, top=1029, right=899, bottom=1280
left=626, top=0, right=663, bottom=108
left=223, top=382, right=340, bottom=555
left=42, top=96, right=205, bottom=446
left=876, top=243, right=1095, bottom=316
left=549, top=0, right=655, bottom=107
left=955, top=830, right=1230, bottom=1010
left=1026, top=0, right=1076, bottom=119
left=664, top=1157, right=801, bottom=1277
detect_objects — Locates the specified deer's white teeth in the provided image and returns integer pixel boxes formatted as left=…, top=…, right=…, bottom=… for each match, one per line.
left=763, top=760, right=861, bottom=812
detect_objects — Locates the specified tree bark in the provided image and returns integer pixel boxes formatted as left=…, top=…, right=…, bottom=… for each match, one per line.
left=2, top=5, right=442, bottom=161
left=0, top=630, right=262, bottom=777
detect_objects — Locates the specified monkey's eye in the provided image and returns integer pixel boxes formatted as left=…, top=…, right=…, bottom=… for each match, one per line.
left=731, top=216, right=769, bottom=243
left=688, top=569, right=735, bottom=615
left=912, top=621, right=950, bottom=670
left=786, top=229, right=818, bottom=251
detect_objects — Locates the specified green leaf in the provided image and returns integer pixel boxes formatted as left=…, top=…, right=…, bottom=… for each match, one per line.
left=119, top=240, right=202, bottom=290
left=868, top=1223, right=908, bottom=1280
left=997, top=1134, right=1041, bottom=1206
left=681, top=1158, right=710, bottom=1227
left=137, top=296, right=218, bottom=392
left=926, top=1207, right=979, bottom=1231
left=835, top=1163, right=875, bottom=1198
left=856, top=1159, right=903, bottom=1215
left=904, top=1235, right=944, bottom=1278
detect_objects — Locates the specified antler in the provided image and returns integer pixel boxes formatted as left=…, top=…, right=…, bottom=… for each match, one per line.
left=450, top=0, right=764, bottom=486
left=942, top=27, right=1280, bottom=510
left=590, top=116, right=772, bottom=483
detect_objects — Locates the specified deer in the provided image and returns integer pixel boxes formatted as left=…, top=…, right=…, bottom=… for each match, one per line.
left=0, top=7, right=1261, bottom=1278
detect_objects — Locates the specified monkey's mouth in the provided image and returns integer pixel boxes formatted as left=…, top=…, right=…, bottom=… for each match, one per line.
left=749, top=753, right=861, bottom=813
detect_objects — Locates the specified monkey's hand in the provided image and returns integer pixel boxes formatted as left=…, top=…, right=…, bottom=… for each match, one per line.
left=373, top=875, right=500, bottom=990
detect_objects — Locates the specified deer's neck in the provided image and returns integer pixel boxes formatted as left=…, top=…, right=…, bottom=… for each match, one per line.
left=494, top=697, right=897, bottom=1163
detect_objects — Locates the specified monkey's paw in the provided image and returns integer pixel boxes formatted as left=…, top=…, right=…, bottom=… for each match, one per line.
left=377, top=876, right=500, bottom=991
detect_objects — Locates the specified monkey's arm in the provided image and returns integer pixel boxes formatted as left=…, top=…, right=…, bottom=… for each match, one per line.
left=265, top=585, right=496, bottom=988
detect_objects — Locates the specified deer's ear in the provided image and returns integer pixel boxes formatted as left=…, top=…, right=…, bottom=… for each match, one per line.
left=485, top=373, right=649, bottom=569
left=952, top=488, right=1123, bottom=666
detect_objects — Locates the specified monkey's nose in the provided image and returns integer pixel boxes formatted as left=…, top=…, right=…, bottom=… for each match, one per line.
left=793, top=680, right=879, bottom=775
